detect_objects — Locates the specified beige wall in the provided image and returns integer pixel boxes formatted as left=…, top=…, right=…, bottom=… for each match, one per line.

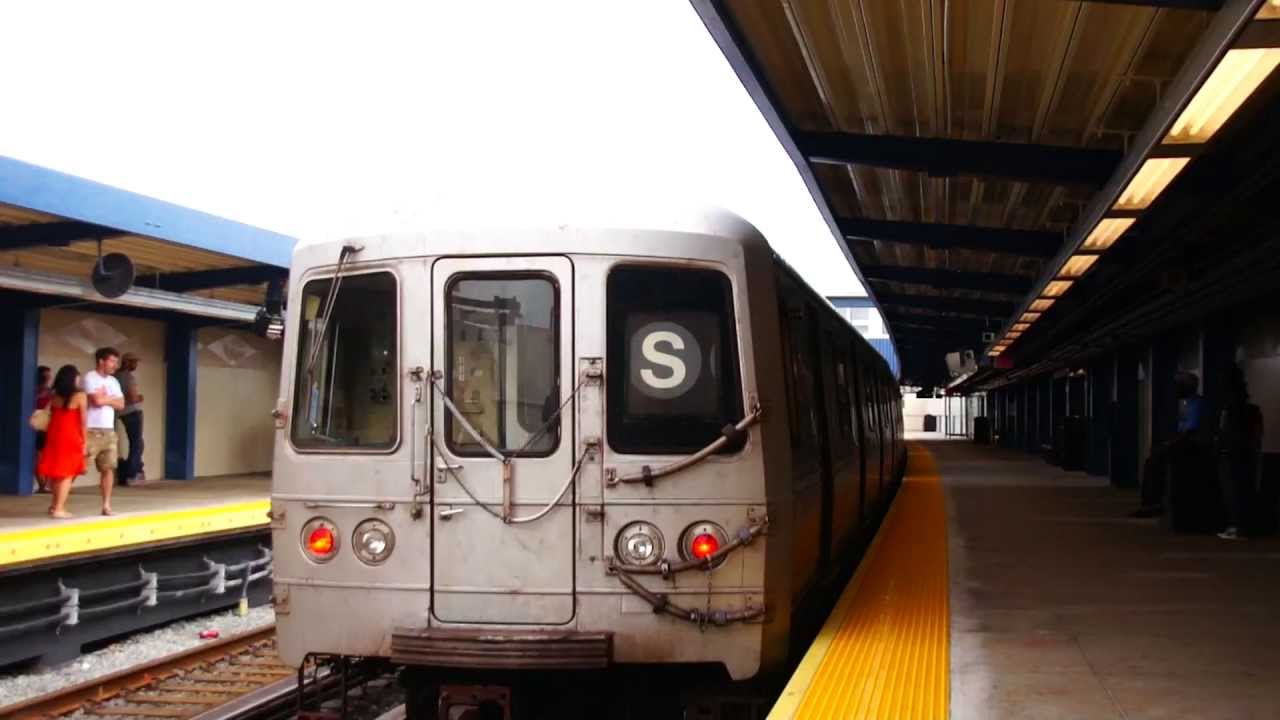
left=903, top=394, right=945, bottom=432
left=38, top=308, right=167, bottom=484
left=195, top=327, right=281, bottom=476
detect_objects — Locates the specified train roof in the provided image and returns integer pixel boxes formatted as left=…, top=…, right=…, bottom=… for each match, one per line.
left=290, top=207, right=772, bottom=271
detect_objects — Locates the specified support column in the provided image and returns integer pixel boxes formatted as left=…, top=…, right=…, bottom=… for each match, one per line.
left=164, top=319, right=197, bottom=480
left=1150, top=333, right=1180, bottom=449
left=1087, top=356, right=1112, bottom=477
left=0, top=306, right=40, bottom=495
left=1024, top=383, right=1036, bottom=453
left=1112, top=347, right=1140, bottom=488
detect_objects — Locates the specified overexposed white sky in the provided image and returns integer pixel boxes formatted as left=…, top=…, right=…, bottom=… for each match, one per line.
left=0, top=1, right=863, bottom=296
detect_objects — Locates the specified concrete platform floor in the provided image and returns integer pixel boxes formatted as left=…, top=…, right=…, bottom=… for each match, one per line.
left=0, top=474, right=270, bottom=533
left=937, top=439, right=1280, bottom=720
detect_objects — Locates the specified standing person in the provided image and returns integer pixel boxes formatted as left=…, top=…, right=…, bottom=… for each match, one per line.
left=37, top=365, right=87, bottom=518
left=83, top=347, right=124, bottom=516
left=34, top=365, right=53, bottom=493
left=1131, top=372, right=1203, bottom=518
left=1217, top=367, right=1263, bottom=540
left=115, top=352, right=145, bottom=485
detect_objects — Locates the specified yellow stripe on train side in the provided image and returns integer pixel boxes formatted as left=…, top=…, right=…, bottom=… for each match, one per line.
left=0, top=500, right=271, bottom=569
left=770, top=444, right=949, bottom=720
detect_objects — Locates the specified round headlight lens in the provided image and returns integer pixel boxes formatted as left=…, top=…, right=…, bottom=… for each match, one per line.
left=301, top=517, right=339, bottom=563
left=614, top=521, right=665, bottom=566
left=352, top=519, right=395, bottom=565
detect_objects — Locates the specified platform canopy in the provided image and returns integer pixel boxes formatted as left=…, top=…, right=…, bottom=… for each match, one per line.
left=0, top=156, right=295, bottom=322
left=693, top=0, right=1280, bottom=386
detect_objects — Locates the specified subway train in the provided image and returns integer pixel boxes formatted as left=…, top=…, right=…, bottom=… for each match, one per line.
left=269, top=210, right=905, bottom=716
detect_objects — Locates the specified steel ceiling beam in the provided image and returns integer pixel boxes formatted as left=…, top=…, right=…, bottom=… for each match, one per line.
left=862, top=265, right=1035, bottom=294
left=884, top=314, right=997, bottom=332
left=0, top=221, right=126, bottom=252
left=838, top=217, right=1062, bottom=258
left=876, top=293, right=1016, bottom=317
left=152, top=266, right=288, bottom=292
left=1075, top=0, right=1222, bottom=9
left=798, top=132, right=1122, bottom=186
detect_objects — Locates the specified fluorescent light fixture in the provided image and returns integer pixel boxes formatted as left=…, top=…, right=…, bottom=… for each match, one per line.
left=1260, top=2, right=1280, bottom=20
left=1020, top=312, right=1041, bottom=323
left=1081, top=218, right=1135, bottom=251
left=1114, top=157, right=1191, bottom=210
left=1006, top=331, right=1022, bottom=339
left=987, top=349, right=1002, bottom=356
left=1166, top=48, right=1280, bottom=144
left=1043, top=279, right=1073, bottom=297
left=1059, top=254, right=1100, bottom=278
left=1011, top=323, right=1030, bottom=332
left=1029, top=298, right=1055, bottom=312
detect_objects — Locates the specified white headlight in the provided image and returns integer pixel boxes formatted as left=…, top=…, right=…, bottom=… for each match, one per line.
left=615, top=521, right=664, bottom=566
left=352, top=519, right=395, bottom=565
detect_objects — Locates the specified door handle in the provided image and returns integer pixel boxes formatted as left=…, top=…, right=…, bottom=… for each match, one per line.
left=435, top=460, right=463, bottom=471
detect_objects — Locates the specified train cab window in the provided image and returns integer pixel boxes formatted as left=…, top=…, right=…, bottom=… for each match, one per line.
left=292, top=272, right=398, bottom=450
left=446, top=275, right=559, bottom=456
left=606, top=266, right=743, bottom=455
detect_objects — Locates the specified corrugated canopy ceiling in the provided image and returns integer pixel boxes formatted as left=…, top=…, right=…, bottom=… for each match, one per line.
left=703, top=0, right=1223, bottom=383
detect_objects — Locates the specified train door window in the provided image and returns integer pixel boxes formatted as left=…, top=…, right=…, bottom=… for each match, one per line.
left=445, top=275, right=559, bottom=456
left=606, top=266, right=743, bottom=455
left=833, top=342, right=854, bottom=442
left=780, top=297, right=819, bottom=453
left=292, top=271, right=398, bottom=450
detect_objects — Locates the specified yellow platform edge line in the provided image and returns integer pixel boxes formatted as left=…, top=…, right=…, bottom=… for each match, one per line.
left=769, top=444, right=949, bottom=720
left=0, top=499, right=271, bottom=568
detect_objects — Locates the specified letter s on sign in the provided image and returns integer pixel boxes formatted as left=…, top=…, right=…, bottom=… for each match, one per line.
left=640, top=331, right=686, bottom=390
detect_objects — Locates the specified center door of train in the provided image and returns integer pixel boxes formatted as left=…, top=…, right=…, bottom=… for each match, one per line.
left=429, top=256, right=577, bottom=625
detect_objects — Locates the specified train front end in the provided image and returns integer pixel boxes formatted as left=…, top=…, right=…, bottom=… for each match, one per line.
left=270, top=226, right=779, bottom=703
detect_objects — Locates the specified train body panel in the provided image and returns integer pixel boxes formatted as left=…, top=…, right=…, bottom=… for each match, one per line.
left=271, top=211, right=902, bottom=683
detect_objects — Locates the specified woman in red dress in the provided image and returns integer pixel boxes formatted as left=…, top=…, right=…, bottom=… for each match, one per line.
left=37, top=365, right=87, bottom=518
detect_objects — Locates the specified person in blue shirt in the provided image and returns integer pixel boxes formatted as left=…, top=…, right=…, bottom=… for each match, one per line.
left=1131, top=372, right=1203, bottom=518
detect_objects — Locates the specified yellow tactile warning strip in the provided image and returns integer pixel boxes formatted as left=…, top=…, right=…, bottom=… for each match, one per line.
left=0, top=500, right=271, bottom=569
left=770, top=444, right=948, bottom=719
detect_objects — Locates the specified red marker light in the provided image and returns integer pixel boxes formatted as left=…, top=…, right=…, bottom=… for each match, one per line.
left=307, top=526, right=335, bottom=555
left=691, top=532, right=720, bottom=560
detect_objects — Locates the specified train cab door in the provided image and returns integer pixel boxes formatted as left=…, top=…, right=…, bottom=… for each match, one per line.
left=429, top=256, right=577, bottom=625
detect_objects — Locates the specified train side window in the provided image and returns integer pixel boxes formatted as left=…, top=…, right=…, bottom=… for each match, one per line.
left=445, top=274, right=560, bottom=456
left=606, top=266, right=743, bottom=455
left=832, top=340, right=854, bottom=444
left=780, top=298, right=819, bottom=452
left=292, top=271, right=398, bottom=451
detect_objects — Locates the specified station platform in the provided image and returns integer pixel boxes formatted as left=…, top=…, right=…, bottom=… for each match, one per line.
left=0, top=474, right=270, bottom=570
left=772, top=440, right=1280, bottom=719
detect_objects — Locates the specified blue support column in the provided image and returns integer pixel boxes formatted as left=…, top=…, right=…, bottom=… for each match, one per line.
left=164, top=319, right=197, bottom=480
left=1, top=307, right=40, bottom=495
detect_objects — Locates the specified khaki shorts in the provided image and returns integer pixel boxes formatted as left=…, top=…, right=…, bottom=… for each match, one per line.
left=86, top=429, right=119, bottom=473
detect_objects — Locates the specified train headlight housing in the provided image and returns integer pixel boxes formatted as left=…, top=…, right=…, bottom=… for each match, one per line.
left=679, top=521, right=729, bottom=568
left=615, top=521, right=665, bottom=566
left=301, top=517, right=339, bottom=563
left=352, top=519, right=395, bottom=565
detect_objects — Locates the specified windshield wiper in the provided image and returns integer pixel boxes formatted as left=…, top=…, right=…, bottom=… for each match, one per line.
left=304, top=244, right=361, bottom=380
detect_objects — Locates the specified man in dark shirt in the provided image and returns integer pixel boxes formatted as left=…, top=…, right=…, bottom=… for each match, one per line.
left=115, top=352, right=145, bottom=485
left=1132, top=372, right=1203, bottom=518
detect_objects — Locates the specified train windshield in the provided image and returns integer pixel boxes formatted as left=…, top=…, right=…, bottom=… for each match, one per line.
left=445, top=275, right=560, bottom=456
left=606, top=266, right=743, bottom=455
left=291, top=271, right=398, bottom=450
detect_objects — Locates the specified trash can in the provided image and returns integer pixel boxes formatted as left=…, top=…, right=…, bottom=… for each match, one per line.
left=973, top=416, right=990, bottom=444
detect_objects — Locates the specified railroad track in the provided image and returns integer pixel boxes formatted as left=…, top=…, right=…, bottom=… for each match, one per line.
left=2, top=624, right=404, bottom=720
left=0, top=624, right=295, bottom=720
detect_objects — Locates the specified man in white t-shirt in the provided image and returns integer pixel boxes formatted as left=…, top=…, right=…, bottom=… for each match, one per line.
left=84, top=347, right=125, bottom=515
